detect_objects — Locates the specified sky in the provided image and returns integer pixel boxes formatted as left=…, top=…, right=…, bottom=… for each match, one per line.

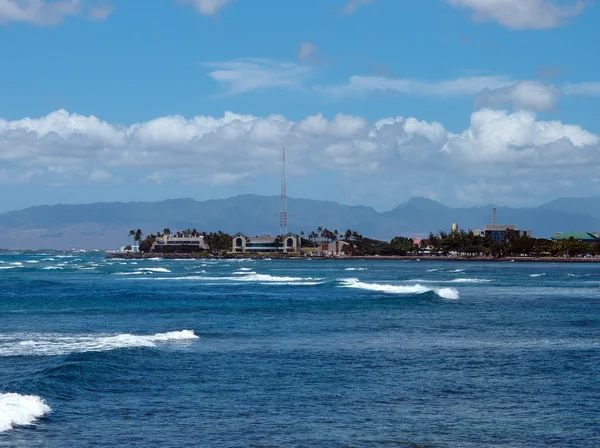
left=0, top=0, right=599, bottom=213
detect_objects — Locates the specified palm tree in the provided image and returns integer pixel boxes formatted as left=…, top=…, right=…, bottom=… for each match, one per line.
left=128, top=229, right=135, bottom=249
left=163, top=228, right=171, bottom=237
left=134, top=229, right=143, bottom=250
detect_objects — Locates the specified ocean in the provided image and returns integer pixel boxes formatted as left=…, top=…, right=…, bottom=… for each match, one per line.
left=0, top=254, right=598, bottom=447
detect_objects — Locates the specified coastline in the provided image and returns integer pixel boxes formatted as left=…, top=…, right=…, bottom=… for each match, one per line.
left=105, top=253, right=600, bottom=263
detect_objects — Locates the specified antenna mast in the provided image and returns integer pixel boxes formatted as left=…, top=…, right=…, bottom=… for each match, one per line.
left=280, top=147, right=288, bottom=237
left=492, top=206, right=497, bottom=226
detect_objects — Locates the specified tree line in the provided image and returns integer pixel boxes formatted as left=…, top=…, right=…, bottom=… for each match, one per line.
left=125, top=227, right=600, bottom=258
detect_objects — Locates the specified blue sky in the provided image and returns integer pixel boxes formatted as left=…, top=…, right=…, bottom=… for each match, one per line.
left=0, top=0, right=599, bottom=212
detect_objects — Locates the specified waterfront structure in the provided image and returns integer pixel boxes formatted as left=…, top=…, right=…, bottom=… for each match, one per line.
left=232, top=233, right=301, bottom=253
left=151, top=235, right=209, bottom=251
left=553, top=232, right=600, bottom=242
left=317, top=240, right=349, bottom=256
left=472, top=225, right=532, bottom=242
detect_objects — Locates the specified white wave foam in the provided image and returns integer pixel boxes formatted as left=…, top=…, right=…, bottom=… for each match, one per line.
left=426, top=268, right=440, bottom=272
left=0, top=393, right=51, bottom=432
left=237, top=267, right=253, bottom=271
left=450, top=269, right=465, bottom=273
left=345, top=267, right=367, bottom=271
left=42, top=266, right=63, bottom=270
left=114, top=271, right=145, bottom=275
left=530, top=273, right=545, bottom=278
left=0, top=330, right=199, bottom=357
left=136, top=267, right=171, bottom=273
left=126, top=273, right=324, bottom=284
left=0, top=266, right=18, bottom=270
left=42, top=258, right=55, bottom=261
left=25, top=260, right=40, bottom=264
left=339, top=278, right=459, bottom=299
left=10, top=262, right=23, bottom=266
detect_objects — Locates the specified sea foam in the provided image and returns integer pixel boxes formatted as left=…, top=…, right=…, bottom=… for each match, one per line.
left=0, top=393, right=51, bottom=432
left=339, top=278, right=459, bottom=299
left=0, top=330, right=199, bottom=357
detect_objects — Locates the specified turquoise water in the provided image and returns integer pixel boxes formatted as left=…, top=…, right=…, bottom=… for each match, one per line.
left=0, top=255, right=599, bottom=447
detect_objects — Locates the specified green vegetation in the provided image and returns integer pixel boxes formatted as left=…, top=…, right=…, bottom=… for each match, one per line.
left=125, top=226, right=600, bottom=258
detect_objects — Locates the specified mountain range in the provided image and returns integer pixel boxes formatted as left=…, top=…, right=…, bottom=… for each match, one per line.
left=2, top=195, right=600, bottom=250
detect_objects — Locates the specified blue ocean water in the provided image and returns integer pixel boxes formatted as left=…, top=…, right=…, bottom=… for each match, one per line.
left=0, top=255, right=598, bottom=447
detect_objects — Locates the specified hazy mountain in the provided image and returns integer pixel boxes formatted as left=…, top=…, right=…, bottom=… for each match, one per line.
left=1, top=194, right=600, bottom=249
left=537, top=197, right=600, bottom=220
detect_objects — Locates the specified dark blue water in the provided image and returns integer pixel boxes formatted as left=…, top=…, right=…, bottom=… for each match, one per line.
left=0, top=255, right=599, bottom=447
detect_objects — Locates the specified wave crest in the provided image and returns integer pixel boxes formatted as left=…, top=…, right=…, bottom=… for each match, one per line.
left=339, top=278, right=459, bottom=299
left=0, top=330, right=199, bottom=357
left=0, top=393, right=51, bottom=432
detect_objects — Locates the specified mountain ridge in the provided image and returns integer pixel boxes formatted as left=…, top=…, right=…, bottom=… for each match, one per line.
left=2, top=195, right=600, bottom=249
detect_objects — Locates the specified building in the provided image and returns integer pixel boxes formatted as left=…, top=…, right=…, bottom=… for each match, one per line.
left=472, top=225, right=532, bottom=242
left=232, top=233, right=301, bottom=253
left=317, top=240, right=349, bottom=256
left=553, top=232, right=600, bottom=242
left=151, top=235, right=210, bottom=252
left=451, top=223, right=458, bottom=233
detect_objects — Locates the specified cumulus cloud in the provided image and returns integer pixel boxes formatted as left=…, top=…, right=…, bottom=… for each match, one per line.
left=181, top=0, right=232, bottom=16
left=0, top=0, right=80, bottom=25
left=205, top=58, right=314, bottom=94
left=446, top=0, right=587, bottom=30
left=1, top=108, right=599, bottom=205
left=474, top=81, right=561, bottom=112
left=343, top=0, right=376, bottom=14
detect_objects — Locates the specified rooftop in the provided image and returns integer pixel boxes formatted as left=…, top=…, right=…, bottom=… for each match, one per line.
left=553, top=232, right=599, bottom=241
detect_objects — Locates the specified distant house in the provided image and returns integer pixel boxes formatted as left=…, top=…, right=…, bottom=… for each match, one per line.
left=553, top=232, right=600, bottom=242
left=232, top=233, right=301, bottom=253
left=151, top=235, right=210, bottom=252
left=317, top=241, right=349, bottom=256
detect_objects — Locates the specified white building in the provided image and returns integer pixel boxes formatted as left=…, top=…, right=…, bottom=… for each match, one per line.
left=232, top=233, right=301, bottom=253
left=151, top=235, right=210, bottom=251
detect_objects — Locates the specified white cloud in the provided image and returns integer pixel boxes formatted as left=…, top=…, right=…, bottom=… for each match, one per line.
left=1, top=108, right=599, bottom=206
left=205, top=58, right=314, bottom=94
left=563, top=82, right=600, bottom=95
left=181, top=0, right=232, bottom=16
left=446, top=0, right=587, bottom=30
left=321, top=74, right=513, bottom=97
left=88, top=4, right=114, bottom=21
left=343, top=0, right=375, bottom=15
left=474, top=81, right=561, bottom=112
left=296, top=41, right=317, bottom=63
left=0, top=0, right=80, bottom=25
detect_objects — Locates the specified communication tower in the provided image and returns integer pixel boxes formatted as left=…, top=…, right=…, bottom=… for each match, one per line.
left=280, top=147, right=288, bottom=238
left=492, top=206, right=497, bottom=226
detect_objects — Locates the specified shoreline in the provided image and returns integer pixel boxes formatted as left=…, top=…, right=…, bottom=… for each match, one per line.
left=105, top=253, right=600, bottom=263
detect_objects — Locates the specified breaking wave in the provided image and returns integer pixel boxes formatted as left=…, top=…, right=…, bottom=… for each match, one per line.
left=136, top=267, right=171, bottom=273
left=530, top=273, right=545, bottom=278
left=0, top=330, right=199, bottom=357
left=345, top=267, right=367, bottom=271
left=125, top=273, right=325, bottom=285
left=338, top=278, right=459, bottom=299
left=0, top=393, right=51, bottom=432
